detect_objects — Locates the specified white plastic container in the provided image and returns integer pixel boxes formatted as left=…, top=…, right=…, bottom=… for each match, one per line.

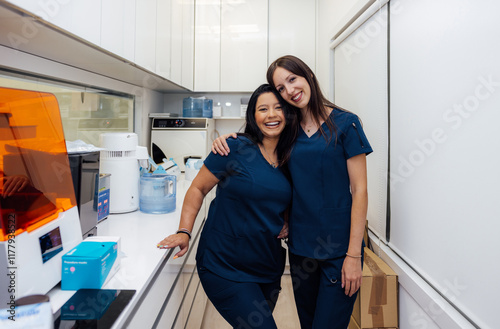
left=99, top=133, right=140, bottom=213
left=183, top=97, right=203, bottom=117
left=139, top=174, right=176, bottom=214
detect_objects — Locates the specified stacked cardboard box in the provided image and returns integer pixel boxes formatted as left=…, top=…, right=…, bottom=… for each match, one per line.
left=349, top=247, right=398, bottom=329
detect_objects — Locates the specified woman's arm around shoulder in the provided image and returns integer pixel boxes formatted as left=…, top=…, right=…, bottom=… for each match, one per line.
left=211, top=132, right=238, bottom=156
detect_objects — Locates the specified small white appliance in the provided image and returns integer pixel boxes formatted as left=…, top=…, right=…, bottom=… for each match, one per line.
left=99, top=133, right=149, bottom=213
left=150, top=117, right=215, bottom=172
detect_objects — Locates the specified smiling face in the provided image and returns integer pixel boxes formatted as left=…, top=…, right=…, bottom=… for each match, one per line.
left=254, top=92, right=286, bottom=141
left=272, top=66, right=311, bottom=111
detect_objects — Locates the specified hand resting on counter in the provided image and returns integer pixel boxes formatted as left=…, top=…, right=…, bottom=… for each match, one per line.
left=157, top=233, right=190, bottom=259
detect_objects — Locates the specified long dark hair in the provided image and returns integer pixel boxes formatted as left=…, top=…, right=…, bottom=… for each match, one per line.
left=266, top=55, right=340, bottom=142
left=241, top=84, right=300, bottom=166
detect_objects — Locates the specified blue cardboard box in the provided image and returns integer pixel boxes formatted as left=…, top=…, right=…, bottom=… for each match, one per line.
left=97, top=188, right=110, bottom=222
left=95, top=173, right=110, bottom=222
left=61, top=241, right=118, bottom=290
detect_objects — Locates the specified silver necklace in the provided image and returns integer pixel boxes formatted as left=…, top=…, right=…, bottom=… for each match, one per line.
left=260, top=145, right=278, bottom=168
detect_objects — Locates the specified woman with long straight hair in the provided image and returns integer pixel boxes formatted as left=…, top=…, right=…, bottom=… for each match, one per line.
left=212, top=55, right=373, bottom=329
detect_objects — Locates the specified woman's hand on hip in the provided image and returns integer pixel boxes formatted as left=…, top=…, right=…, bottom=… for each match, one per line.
left=211, top=133, right=237, bottom=155
left=157, top=234, right=190, bottom=259
left=341, top=256, right=362, bottom=297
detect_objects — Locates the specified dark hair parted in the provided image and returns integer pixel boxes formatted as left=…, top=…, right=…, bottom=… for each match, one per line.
left=266, top=55, right=343, bottom=142
left=240, top=84, right=301, bottom=166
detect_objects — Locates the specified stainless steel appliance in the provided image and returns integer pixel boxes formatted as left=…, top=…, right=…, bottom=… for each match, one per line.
left=68, top=151, right=100, bottom=238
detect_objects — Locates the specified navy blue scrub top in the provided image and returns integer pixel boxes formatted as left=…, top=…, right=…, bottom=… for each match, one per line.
left=287, top=108, right=373, bottom=260
left=196, top=136, right=291, bottom=283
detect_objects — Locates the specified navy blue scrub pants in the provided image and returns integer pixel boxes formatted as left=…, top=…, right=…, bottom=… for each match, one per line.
left=289, top=252, right=362, bottom=329
left=198, top=266, right=282, bottom=329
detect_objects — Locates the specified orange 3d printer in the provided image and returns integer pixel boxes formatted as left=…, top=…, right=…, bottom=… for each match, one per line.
left=0, top=87, right=82, bottom=307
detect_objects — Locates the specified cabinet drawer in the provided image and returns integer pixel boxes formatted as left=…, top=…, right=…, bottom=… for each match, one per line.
left=125, top=249, right=182, bottom=328
left=154, top=269, right=188, bottom=328
left=184, top=275, right=208, bottom=329
left=125, top=219, right=206, bottom=328
left=171, top=267, right=199, bottom=328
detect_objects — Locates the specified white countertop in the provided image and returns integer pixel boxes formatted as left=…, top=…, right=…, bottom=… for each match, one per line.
left=48, top=176, right=197, bottom=327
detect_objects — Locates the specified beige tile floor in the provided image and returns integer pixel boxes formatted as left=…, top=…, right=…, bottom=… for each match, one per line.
left=200, top=274, right=301, bottom=329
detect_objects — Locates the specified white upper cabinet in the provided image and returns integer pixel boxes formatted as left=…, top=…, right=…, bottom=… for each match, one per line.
left=194, top=0, right=221, bottom=92
left=156, top=0, right=172, bottom=79
left=4, top=0, right=38, bottom=14
left=181, top=0, right=195, bottom=90
left=170, top=0, right=183, bottom=85
left=168, top=0, right=195, bottom=89
left=5, top=0, right=316, bottom=93
left=268, top=0, right=316, bottom=71
left=194, top=0, right=316, bottom=92
left=101, top=0, right=136, bottom=62
left=66, top=1, right=102, bottom=46
left=220, top=0, right=268, bottom=92
left=134, top=0, right=157, bottom=72
left=7, top=0, right=102, bottom=46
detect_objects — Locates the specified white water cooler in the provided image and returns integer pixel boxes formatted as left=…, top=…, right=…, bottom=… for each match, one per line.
left=99, top=133, right=148, bottom=213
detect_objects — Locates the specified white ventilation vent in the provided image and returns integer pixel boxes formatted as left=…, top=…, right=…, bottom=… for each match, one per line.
left=100, top=150, right=136, bottom=159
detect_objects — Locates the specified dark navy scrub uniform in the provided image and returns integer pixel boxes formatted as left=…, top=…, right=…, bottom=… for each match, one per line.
left=287, top=109, right=372, bottom=329
left=196, top=136, right=291, bottom=329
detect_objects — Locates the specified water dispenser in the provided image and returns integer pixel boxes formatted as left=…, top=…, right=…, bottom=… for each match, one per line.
left=139, top=174, right=177, bottom=214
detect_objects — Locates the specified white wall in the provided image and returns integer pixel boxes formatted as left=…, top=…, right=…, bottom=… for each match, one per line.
left=137, top=88, right=165, bottom=149
left=317, top=0, right=372, bottom=100
left=323, top=1, right=492, bottom=328
left=333, top=4, right=389, bottom=243
left=161, top=93, right=249, bottom=141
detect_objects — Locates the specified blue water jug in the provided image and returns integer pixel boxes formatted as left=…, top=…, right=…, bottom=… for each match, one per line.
left=202, top=99, right=213, bottom=118
left=139, top=173, right=176, bottom=214
left=183, top=97, right=203, bottom=117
